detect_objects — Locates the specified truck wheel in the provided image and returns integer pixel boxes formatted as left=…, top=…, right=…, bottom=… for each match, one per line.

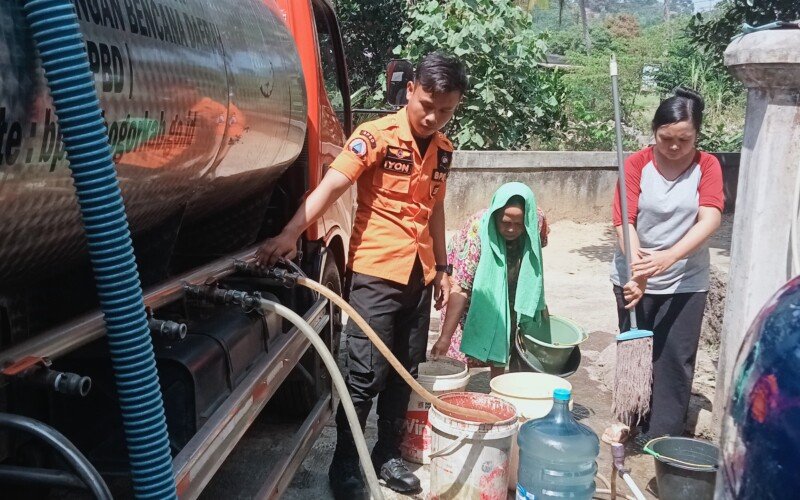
left=269, top=251, right=342, bottom=417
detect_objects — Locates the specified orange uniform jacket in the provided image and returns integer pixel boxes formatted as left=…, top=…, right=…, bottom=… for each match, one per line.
left=330, top=107, right=453, bottom=285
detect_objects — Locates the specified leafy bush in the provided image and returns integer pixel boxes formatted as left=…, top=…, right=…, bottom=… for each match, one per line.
left=689, top=0, right=800, bottom=72
left=654, top=21, right=746, bottom=151
left=397, top=0, right=564, bottom=150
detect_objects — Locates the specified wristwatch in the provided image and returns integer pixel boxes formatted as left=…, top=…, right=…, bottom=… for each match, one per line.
left=435, top=264, right=453, bottom=275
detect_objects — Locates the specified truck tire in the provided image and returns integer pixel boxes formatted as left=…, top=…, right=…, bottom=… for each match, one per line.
left=268, top=251, right=342, bottom=417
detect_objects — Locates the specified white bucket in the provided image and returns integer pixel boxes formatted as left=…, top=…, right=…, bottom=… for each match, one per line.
left=489, top=373, right=572, bottom=491
left=428, top=392, right=518, bottom=500
left=401, top=358, right=469, bottom=464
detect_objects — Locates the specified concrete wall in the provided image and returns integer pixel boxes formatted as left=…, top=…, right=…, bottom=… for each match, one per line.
left=446, top=151, right=740, bottom=229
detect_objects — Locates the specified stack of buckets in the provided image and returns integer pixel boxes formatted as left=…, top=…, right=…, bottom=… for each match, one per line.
left=400, top=358, right=471, bottom=464
left=402, top=359, right=520, bottom=498
left=428, top=392, right=519, bottom=499
left=401, top=361, right=573, bottom=497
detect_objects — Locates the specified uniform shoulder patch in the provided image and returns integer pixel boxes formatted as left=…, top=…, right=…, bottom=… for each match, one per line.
left=359, top=129, right=378, bottom=148
left=348, top=138, right=368, bottom=158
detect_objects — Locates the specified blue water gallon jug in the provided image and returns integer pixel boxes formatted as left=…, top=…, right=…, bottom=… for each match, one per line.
left=516, top=388, right=600, bottom=499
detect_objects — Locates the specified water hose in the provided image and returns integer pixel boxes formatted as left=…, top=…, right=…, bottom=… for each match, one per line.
left=0, top=413, right=112, bottom=499
left=22, top=2, right=176, bottom=498
left=620, top=473, right=646, bottom=500
left=594, top=471, right=637, bottom=500
left=256, top=299, right=385, bottom=500
left=296, top=276, right=499, bottom=423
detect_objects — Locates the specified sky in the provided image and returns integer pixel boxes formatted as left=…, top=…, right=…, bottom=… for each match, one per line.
left=692, top=0, right=722, bottom=13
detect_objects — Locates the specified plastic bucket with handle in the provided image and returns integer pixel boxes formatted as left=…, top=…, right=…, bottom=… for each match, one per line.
left=428, top=392, right=518, bottom=500
left=513, top=315, right=587, bottom=376
left=645, top=436, right=718, bottom=500
left=400, top=358, right=470, bottom=464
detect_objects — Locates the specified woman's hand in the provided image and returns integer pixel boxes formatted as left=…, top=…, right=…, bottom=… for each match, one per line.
left=622, top=276, right=647, bottom=309
left=430, top=334, right=452, bottom=359
left=632, top=248, right=678, bottom=278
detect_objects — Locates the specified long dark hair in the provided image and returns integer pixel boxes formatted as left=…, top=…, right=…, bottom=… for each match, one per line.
left=652, top=87, right=705, bottom=134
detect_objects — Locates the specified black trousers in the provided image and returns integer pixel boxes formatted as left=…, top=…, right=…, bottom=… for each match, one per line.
left=613, top=286, right=707, bottom=437
left=339, top=259, right=432, bottom=424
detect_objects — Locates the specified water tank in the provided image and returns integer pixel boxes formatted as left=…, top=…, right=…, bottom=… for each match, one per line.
left=0, top=0, right=307, bottom=284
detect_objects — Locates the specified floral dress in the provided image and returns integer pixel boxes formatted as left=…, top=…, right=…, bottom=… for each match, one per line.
left=442, top=208, right=548, bottom=367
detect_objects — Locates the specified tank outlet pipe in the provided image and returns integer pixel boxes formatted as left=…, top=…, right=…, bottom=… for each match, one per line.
left=147, top=318, right=187, bottom=342
left=21, top=1, right=176, bottom=498
left=235, top=262, right=499, bottom=423
left=21, top=367, right=92, bottom=397
left=183, top=284, right=263, bottom=309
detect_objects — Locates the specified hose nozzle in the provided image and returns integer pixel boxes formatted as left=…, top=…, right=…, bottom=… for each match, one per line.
left=184, top=284, right=263, bottom=310
left=233, top=260, right=299, bottom=287
left=148, top=318, right=187, bottom=341
left=23, top=368, right=92, bottom=397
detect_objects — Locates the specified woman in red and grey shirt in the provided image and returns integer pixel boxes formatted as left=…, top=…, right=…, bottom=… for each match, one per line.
left=611, top=88, right=724, bottom=445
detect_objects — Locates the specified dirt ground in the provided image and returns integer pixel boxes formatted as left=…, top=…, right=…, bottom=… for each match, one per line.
left=283, top=217, right=732, bottom=499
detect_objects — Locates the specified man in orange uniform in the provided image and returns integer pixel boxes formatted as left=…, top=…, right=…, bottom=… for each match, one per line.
left=257, top=52, right=467, bottom=497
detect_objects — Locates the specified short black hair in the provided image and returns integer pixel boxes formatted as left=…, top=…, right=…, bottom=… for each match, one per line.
left=414, top=51, right=469, bottom=96
left=652, top=87, right=705, bottom=133
left=505, top=195, right=526, bottom=209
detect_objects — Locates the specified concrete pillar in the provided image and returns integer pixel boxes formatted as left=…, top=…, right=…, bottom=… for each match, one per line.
left=714, top=30, right=800, bottom=424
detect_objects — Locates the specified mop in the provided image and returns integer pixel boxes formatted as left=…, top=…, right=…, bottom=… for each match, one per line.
left=610, top=55, right=654, bottom=428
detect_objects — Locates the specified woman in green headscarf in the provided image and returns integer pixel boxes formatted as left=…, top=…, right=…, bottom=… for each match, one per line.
left=431, top=182, right=549, bottom=378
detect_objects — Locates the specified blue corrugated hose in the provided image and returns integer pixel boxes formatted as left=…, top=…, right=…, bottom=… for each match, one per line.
left=21, top=1, right=177, bottom=498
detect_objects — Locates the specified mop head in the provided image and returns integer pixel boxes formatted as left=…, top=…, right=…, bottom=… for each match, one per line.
left=612, top=330, right=653, bottom=427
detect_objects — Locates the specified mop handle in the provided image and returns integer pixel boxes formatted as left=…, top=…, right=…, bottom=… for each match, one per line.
left=610, top=55, right=639, bottom=330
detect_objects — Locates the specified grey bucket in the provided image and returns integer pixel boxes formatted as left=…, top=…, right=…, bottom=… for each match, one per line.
left=516, top=315, right=587, bottom=375
left=644, top=436, right=719, bottom=500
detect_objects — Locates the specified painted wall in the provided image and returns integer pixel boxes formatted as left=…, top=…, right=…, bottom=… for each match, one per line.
left=445, top=151, right=740, bottom=229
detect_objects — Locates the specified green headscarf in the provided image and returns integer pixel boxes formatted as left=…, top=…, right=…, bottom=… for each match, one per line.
left=459, top=182, right=546, bottom=364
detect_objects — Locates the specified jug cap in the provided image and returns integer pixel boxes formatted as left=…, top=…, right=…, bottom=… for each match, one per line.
left=553, top=388, right=571, bottom=401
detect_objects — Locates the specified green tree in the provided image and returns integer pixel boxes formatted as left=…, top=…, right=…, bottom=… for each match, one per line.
left=515, top=0, right=552, bottom=11
left=333, top=0, right=407, bottom=107
left=398, top=0, right=565, bottom=150
left=604, top=13, right=642, bottom=38
left=670, top=0, right=694, bottom=15
left=543, top=18, right=680, bottom=150
left=688, top=0, right=800, bottom=71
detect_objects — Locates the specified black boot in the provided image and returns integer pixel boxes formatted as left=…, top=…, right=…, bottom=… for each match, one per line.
left=371, top=418, right=421, bottom=494
left=329, top=402, right=371, bottom=500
